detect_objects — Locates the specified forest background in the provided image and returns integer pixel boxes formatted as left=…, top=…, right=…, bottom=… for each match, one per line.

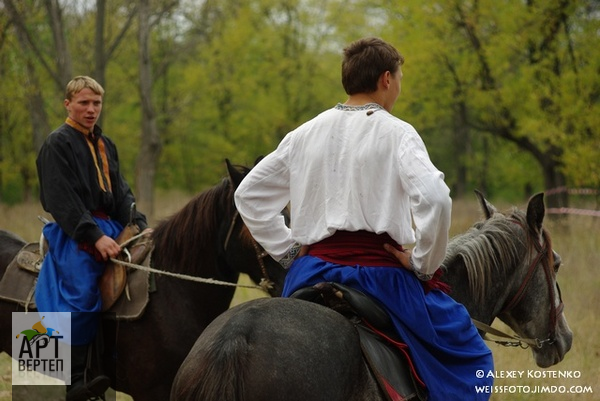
left=0, top=0, right=599, bottom=218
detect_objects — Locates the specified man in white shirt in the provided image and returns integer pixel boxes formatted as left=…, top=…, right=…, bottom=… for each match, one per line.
left=235, top=37, right=493, bottom=401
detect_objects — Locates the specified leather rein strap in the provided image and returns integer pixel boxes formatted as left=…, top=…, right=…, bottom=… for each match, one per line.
left=224, top=210, right=274, bottom=291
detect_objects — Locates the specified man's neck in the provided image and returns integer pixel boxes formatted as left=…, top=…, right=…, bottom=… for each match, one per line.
left=344, top=93, right=382, bottom=107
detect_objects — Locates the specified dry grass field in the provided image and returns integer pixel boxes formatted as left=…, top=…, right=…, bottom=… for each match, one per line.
left=1, top=193, right=598, bottom=400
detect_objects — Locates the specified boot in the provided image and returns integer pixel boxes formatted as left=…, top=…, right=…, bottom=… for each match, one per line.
left=66, top=344, right=110, bottom=401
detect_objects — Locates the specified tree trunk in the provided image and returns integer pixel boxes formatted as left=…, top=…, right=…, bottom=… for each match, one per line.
left=452, top=97, right=470, bottom=198
left=44, top=0, right=72, bottom=89
left=453, top=3, right=571, bottom=208
left=540, top=151, right=569, bottom=209
left=94, top=0, right=107, bottom=127
left=4, top=1, right=50, bottom=152
left=135, top=0, right=162, bottom=218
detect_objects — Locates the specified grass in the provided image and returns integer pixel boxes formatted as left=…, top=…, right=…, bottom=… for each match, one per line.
left=1, top=194, right=598, bottom=400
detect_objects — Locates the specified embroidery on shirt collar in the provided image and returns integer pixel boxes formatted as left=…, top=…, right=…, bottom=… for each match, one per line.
left=335, top=103, right=385, bottom=112
left=65, top=117, right=92, bottom=136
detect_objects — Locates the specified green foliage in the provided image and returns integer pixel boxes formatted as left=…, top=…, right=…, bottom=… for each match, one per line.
left=154, top=0, right=343, bottom=191
left=387, top=0, right=600, bottom=198
left=0, top=0, right=598, bottom=203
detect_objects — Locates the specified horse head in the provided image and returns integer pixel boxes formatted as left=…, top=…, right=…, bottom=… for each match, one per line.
left=475, top=190, right=573, bottom=368
left=223, top=159, right=288, bottom=297
left=150, top=158, right=287, bottom=298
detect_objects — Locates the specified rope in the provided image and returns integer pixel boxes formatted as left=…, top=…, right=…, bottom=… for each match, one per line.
left=118, top=231, right=148, bottom=248
left=108, top=257, right=267, bottom=291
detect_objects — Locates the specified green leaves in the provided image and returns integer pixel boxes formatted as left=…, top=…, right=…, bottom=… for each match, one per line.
left=0, top=0, right=597, bottom=203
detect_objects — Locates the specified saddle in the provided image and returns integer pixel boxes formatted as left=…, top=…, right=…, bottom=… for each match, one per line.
left=99, top=223, right=152, bottom=311
left=290, top=282, right=427, bottom=401
left=0, top=227, right=153, bottom=318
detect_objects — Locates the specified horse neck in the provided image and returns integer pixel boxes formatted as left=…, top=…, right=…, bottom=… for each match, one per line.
left=442, top=260, right=501, bottom=323
left=147, top=182, right=241, bottom=319
left=148, top=236, right=238, bottom=330
left=442, top=223, right=525, bottom=324
left=151, top=181, right=234, bottom=277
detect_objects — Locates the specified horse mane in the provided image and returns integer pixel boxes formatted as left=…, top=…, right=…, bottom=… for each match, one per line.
left=443, top=208, right=528, bottom=303
left=151, top=178, right=235, bottom=274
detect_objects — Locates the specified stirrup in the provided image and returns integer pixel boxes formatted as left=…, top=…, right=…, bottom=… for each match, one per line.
left=66, top=375, right=110, bottom=401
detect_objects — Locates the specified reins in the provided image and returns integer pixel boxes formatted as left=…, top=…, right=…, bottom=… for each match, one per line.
left=109, top=210, right=275, bottom=293
left=471, top=319, right=549, bottom=349
left=109, top=257, right=271, bottom=291
left=223, top=210, right=274, bottom=291
left=37, top=217, right=269, bottom=292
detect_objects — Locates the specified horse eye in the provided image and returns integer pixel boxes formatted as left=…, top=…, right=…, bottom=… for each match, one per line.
left=552, top=251, right=561, bottom=272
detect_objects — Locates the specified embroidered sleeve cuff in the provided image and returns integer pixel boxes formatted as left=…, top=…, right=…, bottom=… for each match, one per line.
left=279, top=242, right=302, bottom=269
left=410, top=257, right=433, bottom=281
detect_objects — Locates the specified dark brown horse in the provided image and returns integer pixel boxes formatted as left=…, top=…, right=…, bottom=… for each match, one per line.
left=0, top=160, right=288, bottom=400
left=170, top=192, right=572, bottom=401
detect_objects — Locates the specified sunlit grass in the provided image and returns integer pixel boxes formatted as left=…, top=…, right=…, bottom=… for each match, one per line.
left=1, top=195, right=598, bottom=400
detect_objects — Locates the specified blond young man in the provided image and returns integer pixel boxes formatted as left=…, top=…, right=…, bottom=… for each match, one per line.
left=36, top=76, right=148, bottom=401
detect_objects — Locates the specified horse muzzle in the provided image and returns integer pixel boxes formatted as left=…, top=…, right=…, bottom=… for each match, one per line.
left=533, top=315, right=573, bottom=368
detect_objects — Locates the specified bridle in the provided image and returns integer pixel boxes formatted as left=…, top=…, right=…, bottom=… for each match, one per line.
left=473, top=218, right=564, bottom=349
left=223, top=210, right=274, bottom=291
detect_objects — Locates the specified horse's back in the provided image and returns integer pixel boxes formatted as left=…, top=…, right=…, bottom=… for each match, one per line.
left=0, top=229, right=26, bottom=268
left=171, top=297, right=380, bottom=401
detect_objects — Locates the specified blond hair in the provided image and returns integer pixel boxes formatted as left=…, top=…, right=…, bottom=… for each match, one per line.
left=65, top=76, right=105, bottom=100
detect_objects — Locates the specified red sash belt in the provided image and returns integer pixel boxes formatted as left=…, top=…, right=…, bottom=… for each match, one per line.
left=308, top=230, right=404, bottom=267
left=308, top=230, right=450, bottom=294
left=92, top=209, right=109, bottom=220
left=78, top=209, right=110, bottom=261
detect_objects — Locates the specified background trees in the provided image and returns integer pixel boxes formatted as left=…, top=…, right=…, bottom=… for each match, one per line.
left=387, top=0, right=599, bottom=206
left=0, top=0, right=598, bottom=216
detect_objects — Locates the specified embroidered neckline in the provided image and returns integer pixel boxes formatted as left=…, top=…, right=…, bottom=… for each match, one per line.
left=335, top=103, right=385, bottom=112
left=65, top=117, right=92, bottom=136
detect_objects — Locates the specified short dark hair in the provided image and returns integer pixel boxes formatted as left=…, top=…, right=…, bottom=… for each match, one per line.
left=341, top=37, right=404, bottom=95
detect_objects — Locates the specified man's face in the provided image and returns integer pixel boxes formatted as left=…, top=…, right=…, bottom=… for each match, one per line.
left=64, top=88, right=103, bottom=130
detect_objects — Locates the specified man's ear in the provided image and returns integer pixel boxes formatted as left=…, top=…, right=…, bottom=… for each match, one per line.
left=381, top=71, right=391, bottom=89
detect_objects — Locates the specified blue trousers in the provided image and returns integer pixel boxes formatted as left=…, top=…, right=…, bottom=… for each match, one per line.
left=35, top=219, right=122, bottom=346
left=282, top=256, right=494, bottom=401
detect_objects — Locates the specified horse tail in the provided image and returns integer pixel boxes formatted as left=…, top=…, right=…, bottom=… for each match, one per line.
left=170, top=333, right=250, bottom=401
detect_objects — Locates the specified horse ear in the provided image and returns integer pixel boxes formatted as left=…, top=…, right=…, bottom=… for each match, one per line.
left=474, top=189, right=496, bottom=219
left=526, top=192, right=545, bottom=233
left=226, top=159, right=245, bottom=189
